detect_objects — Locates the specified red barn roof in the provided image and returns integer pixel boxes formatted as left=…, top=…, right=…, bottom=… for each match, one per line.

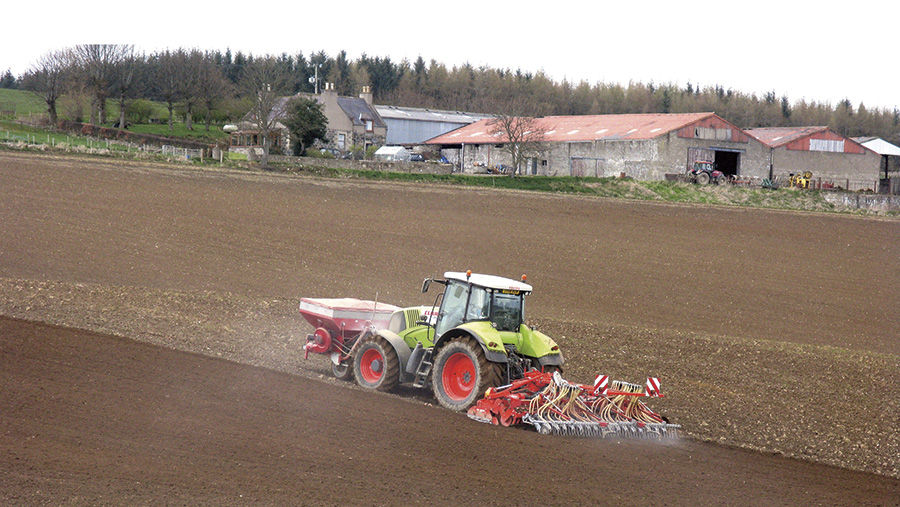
left=747, top=126, right=870, bottom=154
left=426, top=112, right=725, bottom=144
left=745, top=126, right=830, bottom=148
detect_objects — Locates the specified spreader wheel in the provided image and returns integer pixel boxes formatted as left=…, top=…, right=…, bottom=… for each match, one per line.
left=353, top=335, right=400, bottom=392
left=432, top=337, right=502, bottom=411
left=332, top=361, right=354, bottom=381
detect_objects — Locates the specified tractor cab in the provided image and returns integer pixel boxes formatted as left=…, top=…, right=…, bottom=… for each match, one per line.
left=424, top=271, right=532, bottom=337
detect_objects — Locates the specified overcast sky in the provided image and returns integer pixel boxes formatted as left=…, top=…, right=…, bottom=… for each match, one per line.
left=4, top=0, right=897, bottom=110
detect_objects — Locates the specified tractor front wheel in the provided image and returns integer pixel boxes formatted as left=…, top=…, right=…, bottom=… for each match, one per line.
left=353, top=336, right=400, bottom=392
left=432, top=337, right=502, bottom=411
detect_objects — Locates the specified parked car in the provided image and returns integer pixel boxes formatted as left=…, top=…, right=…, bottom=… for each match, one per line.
left=409, top=154, right=425, bottom=162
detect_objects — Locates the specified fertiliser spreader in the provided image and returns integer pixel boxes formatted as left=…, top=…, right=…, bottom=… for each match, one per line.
left=299, top=297, right=401, bottom=380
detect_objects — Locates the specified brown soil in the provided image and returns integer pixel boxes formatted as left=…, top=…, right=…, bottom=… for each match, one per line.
left=1, top=151, right=899, bottom=505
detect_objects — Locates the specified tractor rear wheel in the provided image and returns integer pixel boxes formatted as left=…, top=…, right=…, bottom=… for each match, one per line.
left=540, top=365, right=563, bottom=375
left=695, top=171, right=711, bottom=185
left=432, top=337, right=502, bottom=411
left=353, top=335, right=400, bottom=392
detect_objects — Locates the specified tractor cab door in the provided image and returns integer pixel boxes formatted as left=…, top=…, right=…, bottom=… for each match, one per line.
left=435, top=280, right=469, bottom=337
left=435, top=281, right=491, bottom=337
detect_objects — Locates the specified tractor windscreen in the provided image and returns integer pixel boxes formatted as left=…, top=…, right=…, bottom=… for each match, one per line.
left=490, top=291, right=524, bottom=331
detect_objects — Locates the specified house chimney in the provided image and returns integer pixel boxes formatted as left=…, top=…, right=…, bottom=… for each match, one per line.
left=360, top=85, right=373, bottom=106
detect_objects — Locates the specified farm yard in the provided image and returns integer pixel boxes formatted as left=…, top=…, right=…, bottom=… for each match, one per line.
left=1, top=150, right=899, bottom=505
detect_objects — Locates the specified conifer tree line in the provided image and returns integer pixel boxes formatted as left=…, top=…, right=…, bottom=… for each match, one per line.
left=6, top=44, right=899, bottom=141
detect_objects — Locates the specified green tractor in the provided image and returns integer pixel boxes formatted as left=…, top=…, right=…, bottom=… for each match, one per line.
left=300, top=271, right=564, bottom=411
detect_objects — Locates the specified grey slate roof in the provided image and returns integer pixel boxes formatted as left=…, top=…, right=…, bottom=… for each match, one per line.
left=337, top=97, right=387, bottom=128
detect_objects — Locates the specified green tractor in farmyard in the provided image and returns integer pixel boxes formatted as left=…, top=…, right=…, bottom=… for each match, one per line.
left=299, top=270, right=564, bottom=411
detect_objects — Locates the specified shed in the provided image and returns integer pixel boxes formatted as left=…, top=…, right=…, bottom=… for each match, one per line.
left=374, top=145, right=411, bottom=162
left=375, top=105, right=492, bottom=145
left=853, top=137, right=900, bottom=193
left=747, top=127, right=882, bottom=191
left=426, top=112, right=770, bottom=180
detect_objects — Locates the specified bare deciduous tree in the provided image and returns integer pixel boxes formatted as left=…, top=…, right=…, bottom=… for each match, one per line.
left=240, top=57, right=291, bottom=167
left=195, top=53, right=233, bottom=131
left=22, top=48, right=73, bottom=125
left=181, top=50, right=204, bottom=131
left=111, top=50, right=141, bottom=128
left=487, top=113, right=546, bottom=175
left=152, top=49, right=188, bottom=131
left=74, top=44, right=134, bottom=124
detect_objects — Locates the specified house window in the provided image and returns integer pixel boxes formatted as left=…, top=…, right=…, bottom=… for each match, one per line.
left=338, top=133, right=346, bottom=150
left=365, top=120, right=374, bottom=133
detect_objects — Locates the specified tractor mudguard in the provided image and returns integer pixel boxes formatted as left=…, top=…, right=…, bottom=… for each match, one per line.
left=375, top=330, right=415, bottom=383
left=517, top=327, right=564, bottom=366
left=435, top=325, right=508, bottom=364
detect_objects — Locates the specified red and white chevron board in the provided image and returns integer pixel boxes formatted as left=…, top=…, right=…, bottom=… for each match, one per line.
left=593, top=374, right=609, bottom=396
left=646, top=377, right=661, bottom=397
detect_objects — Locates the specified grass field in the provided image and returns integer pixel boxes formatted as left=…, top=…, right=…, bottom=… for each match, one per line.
left=0, top=89, right=46, bottom=116
left=128, top=122, right=229, bottom=142
left=0, top=89, right=227, bottom=143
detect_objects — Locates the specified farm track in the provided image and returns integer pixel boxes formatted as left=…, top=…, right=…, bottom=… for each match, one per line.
left=1, top=151, right=899, bottom=505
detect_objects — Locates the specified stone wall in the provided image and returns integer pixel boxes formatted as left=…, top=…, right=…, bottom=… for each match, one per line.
left=267, top=154, right=453, bottom=175
left=823, top=192, right=900, bottom=211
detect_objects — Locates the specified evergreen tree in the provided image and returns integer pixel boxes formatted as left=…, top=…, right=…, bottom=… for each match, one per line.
left=0, top=69, right=18, bottom=89
left=283, top=96, right=327, bottom=156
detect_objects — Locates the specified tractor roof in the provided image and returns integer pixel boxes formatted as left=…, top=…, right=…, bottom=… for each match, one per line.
left=444, top=272, right=533, bottom=293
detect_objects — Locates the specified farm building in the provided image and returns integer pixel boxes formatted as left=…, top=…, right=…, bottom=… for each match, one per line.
left=425, top=112, right=771, bottom=180
left=374, top=105, right=492, bottom=145
left=852, top=137, right=900, bottom=193
left=746, top=127, right=882, bottom=191
left=231, top=84, right=386, bottom=156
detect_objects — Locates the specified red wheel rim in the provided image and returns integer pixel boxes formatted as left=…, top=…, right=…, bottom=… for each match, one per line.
left=442, top=352, right=476, bottom=401
left=359, top=348, right=383, bottom=383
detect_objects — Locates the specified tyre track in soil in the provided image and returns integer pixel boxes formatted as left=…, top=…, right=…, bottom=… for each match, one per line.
left=3, top=317, right=899, bottom=506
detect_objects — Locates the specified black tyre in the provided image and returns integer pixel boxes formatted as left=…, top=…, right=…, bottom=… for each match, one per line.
left=695, top=171, right=711, bottom=185
left=717, top=175, right=729, bottom=186
left=539, top=364, right=563, bottom=375
left=353, top=336, right=400, bottom=392
left=332, top=360, right=354, bottom=381
left=431, top=337, right=503, bottom=411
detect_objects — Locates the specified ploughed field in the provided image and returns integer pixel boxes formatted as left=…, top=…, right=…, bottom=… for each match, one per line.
left=1, top=151, right=898, bottom=505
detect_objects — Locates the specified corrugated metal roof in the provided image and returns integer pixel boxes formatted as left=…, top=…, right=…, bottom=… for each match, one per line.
left=374, top=105, right=492, bottom=124
left=425, top=112, right=717, bottom=144
left=852, top=137, right=900, bottom=156
left=745, top=126, right=829, bottom=148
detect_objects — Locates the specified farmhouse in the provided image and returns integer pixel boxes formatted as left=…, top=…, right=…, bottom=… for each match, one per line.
left=230, top=84, right=386, bottom=156
left=746, top=127, right=882, bottom=191
left=426, top=112, right=771, bottom=179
